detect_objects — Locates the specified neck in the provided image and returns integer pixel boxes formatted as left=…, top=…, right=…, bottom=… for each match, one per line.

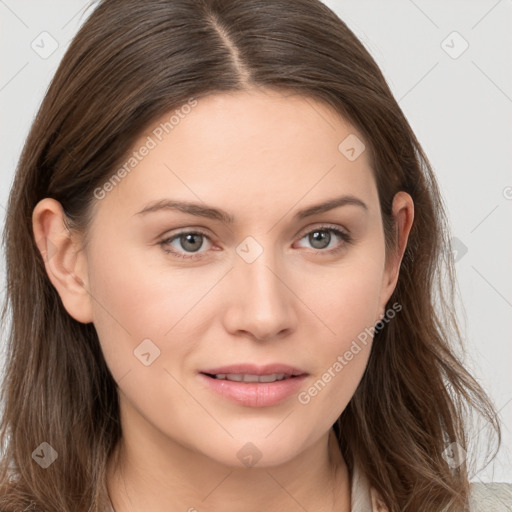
left=106, top=425, right=351, bottom=512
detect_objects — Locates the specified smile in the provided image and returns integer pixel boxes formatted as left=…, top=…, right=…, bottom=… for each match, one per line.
left=206, top=373, right=295, bottom=383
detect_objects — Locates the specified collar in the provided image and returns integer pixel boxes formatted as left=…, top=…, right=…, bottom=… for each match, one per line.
left=351, top=462, right=389, bottom=512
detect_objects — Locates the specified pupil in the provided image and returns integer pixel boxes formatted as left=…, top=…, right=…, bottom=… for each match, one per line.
left=310, top=230, right=330, bottom=249
left=182, top=233, right=202, bottom=252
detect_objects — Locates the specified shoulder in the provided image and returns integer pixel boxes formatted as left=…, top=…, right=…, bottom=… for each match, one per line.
left=351, top=464, right=512, bottom=512
left=469, top=481, right=512, bottom=511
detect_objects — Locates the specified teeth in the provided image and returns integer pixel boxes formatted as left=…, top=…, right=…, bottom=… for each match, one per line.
left=213, top=373, right=289, bottom=383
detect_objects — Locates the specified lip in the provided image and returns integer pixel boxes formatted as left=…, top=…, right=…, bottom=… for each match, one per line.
left=198, top=363, right=308, bottom=408
left=200, top=363, right=307, bottom=376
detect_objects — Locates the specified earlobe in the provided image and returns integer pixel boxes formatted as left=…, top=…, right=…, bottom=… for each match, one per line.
left=379, top=191, right=414, bottom=315
left=32, top=198, right=93, bottom=324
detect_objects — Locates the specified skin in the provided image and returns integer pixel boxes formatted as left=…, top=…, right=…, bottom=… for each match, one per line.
left=33, top=87, right=413, bottom=512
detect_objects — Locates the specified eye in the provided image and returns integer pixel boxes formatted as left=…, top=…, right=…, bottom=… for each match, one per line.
left=159, top=224, right=353, bottom=260
left=295, top=225, right=353, bottom=253
left=159, top=230, right=212, bottom=260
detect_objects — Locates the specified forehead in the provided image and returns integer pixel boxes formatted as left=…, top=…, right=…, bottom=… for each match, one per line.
left=92, top=88, right=377, bottom=222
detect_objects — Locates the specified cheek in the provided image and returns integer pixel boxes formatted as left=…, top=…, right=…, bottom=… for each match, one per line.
left=86, top=241, right=198, bottom=378
left=86, top=236, right=232, bottom=389
left=306, top=254, right=385, bottom=346
left=295, top=255, right=384, bottom=416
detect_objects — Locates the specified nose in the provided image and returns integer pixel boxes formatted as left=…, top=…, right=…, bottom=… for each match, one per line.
left=222, top=247, right=298, bottom=342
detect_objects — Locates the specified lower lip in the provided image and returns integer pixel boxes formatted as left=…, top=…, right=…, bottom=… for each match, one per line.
left=198, top=373, right=307, bottom=407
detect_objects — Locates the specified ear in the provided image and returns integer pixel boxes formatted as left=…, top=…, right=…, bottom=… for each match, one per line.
left=377, top=191, right=414, bottom=318
left=32, top=198, right=93, bottom=324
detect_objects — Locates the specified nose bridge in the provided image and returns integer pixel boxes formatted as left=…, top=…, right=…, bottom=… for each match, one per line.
left=236, top=237, right=286, bottom=307
left=226, top=234, right=296, bottom=339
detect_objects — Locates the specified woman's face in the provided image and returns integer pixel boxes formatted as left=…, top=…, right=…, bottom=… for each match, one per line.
left=51, top=88, right=411, bottom=468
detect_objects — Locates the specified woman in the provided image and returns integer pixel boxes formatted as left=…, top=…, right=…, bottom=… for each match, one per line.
left=0, top=0, right=501, bottom=511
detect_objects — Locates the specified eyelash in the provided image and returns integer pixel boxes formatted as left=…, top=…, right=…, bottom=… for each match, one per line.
left=159, top=224, right=353, bottom=260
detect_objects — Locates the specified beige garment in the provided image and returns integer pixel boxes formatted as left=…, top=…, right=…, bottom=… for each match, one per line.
left=350, top=465, right=512, bottom=512
left=350, top=463, right=387, bottom=512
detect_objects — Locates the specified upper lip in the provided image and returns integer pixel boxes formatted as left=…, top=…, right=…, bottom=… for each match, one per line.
left=200, top=363, right=308, bottom=377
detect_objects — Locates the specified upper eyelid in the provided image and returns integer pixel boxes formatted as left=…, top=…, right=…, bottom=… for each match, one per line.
left=163, top=223, right=349, bottom=241
left=296, top=223, right=349, bottom=238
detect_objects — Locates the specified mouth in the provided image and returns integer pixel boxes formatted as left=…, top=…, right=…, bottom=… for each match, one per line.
left=201, top=372, right=301, bottom=383
left=199, top=363, right=307, bottom=381
left=197, top=364, right=308, bottom=407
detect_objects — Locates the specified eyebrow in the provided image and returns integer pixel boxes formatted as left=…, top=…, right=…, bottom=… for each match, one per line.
left=134, top=195, right=368, bottom=223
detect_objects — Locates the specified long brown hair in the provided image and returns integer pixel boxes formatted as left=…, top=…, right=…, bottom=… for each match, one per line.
left=0, top=0, right=500, bottom=510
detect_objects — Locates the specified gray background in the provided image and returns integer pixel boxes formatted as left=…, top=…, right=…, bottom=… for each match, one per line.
left=1, top=0, right=510, bottom=484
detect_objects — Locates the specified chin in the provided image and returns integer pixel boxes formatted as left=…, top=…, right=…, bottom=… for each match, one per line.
left=201, top=435, right=310, bottom=470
